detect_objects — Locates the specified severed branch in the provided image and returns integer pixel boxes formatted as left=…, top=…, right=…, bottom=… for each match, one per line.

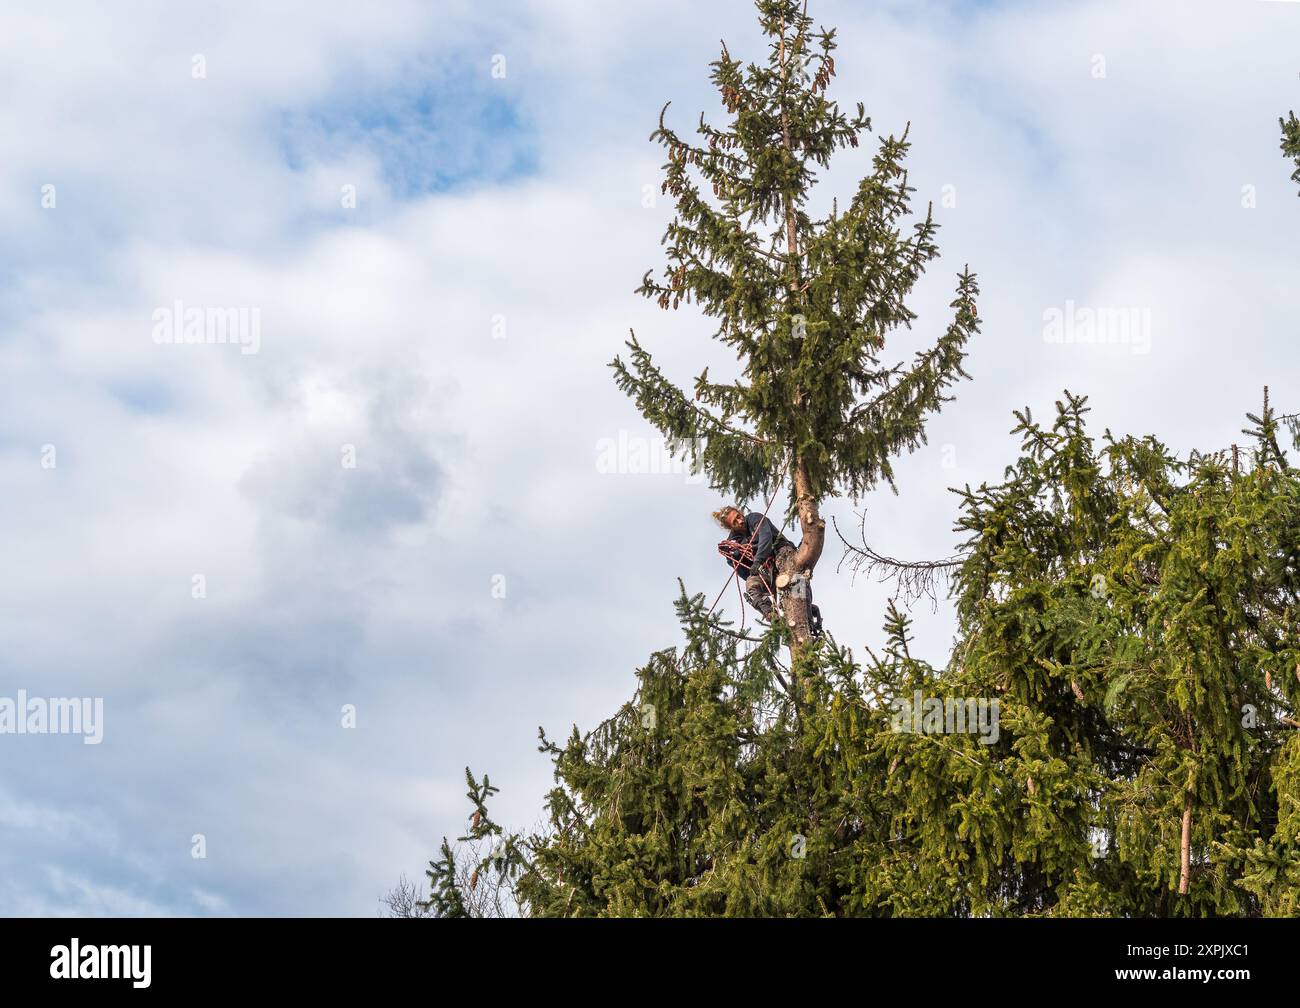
left=834, top=511, right=964, bottom=611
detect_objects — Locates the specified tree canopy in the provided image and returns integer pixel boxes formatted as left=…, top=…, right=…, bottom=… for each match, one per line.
left=424, top=393, right=1300, bottom=917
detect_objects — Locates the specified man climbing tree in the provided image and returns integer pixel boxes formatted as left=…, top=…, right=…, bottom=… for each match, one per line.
left=714, top=503, right=822, bottom=633
left=613, top=0, right=981, bottom=658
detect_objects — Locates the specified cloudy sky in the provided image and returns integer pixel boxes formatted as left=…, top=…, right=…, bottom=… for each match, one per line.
left=0, top=0, right=1296, bottom=916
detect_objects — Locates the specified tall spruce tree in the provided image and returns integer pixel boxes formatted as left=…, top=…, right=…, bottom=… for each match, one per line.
left=941, top=393, right=1300, bottom=915
left=611, top=0, right=979, bottom=653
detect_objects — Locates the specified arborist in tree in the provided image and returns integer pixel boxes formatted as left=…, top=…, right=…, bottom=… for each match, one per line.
left=714, top=505, right=822, bottom=635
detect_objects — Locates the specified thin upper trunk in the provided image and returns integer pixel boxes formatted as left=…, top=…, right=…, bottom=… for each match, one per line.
left=777, top=17, right=826, bottom=660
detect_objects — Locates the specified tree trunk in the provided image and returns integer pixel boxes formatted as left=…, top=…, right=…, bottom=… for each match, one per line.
left=791, top=455, right=825, bottom=575
left=1178, top=789, right=1193, bottom=896
left=779, top=456, right=826, bottom=658
left=775, top=20, right=826, bottom=663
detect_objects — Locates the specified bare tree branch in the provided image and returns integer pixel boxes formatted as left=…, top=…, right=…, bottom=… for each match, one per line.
left=833, top=511, right=963, bottom=611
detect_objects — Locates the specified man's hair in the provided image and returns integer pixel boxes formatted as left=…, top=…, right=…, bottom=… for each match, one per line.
left=712, top=505, right=742, bottom=529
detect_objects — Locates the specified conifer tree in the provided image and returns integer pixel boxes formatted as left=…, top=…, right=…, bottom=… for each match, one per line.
left=408, top=7, right=1300, bottom=923
left=420, top=393, right=1300, bottom=917
left=940, top=392, right=1300, bottom=914
left=612, top=0, right=980, bottom=653
left=1283, top=111, right=1300, bottom=193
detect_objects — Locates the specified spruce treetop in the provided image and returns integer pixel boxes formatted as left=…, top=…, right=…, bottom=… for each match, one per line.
left=612, top=0, right=980, bottom=529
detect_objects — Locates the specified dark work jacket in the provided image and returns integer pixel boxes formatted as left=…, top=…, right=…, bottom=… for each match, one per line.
left=724, top=513, right=792, bottom=579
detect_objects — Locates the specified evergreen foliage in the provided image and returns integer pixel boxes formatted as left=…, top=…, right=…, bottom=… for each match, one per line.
left=409, top=7, right=1300, bottom=921
left=610, top=0, right=979, bottom=649
left=1283, top=111, right=1300, bottom=194
left=425, top=395, right=1300, bottom=917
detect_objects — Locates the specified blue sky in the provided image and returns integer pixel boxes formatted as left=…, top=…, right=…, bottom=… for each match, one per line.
left=278, top=59, right=538, bottom=199
left=0, top=0, right=1297, bottom=915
